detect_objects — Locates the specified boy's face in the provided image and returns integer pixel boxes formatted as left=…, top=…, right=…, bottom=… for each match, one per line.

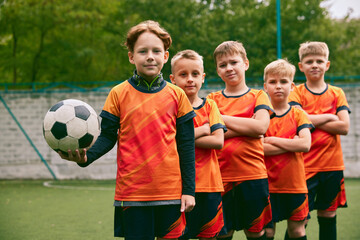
left=170, top=58, right=205, bottom=97
left=264, top=74, right=294, bottom=103
left=216, top=54, right=249, bottom=87
left=128, top=32, right=169, bottom=82
left=298, top=55, right=330, bottom=81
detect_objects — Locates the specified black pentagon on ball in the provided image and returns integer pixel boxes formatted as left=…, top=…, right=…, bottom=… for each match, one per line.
left=75, top=105, right=91, bottom=120
left=49, top=101, right=64, bottom=112
left=79, top=133, right=94, bottom=148
left=51, top=122, right=68, bottom=140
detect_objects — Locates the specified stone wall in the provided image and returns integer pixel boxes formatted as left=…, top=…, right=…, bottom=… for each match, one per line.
left=0, top=86, right=359, bottom=179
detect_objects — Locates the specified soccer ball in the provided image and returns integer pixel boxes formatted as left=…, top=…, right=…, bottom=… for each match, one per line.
left=43, top=99, right=100, bottom=156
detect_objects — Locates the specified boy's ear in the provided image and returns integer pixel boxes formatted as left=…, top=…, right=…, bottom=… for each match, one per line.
left=263, top=82, right=268, bottom=93
left=164, top=51, right=170, bottom=63
left=169, top=74, right=176, bottom=84
left=202, top=73, right=206, bottom=83
left=291, top=82, right=295, bottom=91
left=128, top=51, right=135, bottom=64
left=244, top=59, right=250, bottom=71
left=298, top=62, right=304, bottom=72
left=325, top=61, right=330, bottom=71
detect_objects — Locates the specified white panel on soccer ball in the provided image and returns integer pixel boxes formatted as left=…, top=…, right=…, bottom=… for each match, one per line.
left=87, top=113, right=100, bottom=136
left=54, top=105, right=75, bottom=123
left=43, top=112, right=56, bottom=131
left=67, top=117, right=87, bottom=138
left=44, top=130, right=59, bottom=150
left=64, top=99, right=84, bottom=107
left=59, top=136, right=79, bottom=152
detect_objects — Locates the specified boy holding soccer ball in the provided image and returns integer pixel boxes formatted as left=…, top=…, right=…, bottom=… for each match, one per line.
left=59, top=20, right=196, bottom=240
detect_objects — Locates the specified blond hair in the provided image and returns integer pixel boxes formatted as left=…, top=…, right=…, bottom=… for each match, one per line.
left=213, top=41, right=248, bottom=65
left=264, top=59, right=296, bottom=82
left=125, top=20, right=172, bottom=52
left=171, top=49, right=204, bottom=73
left=299, top=41, right=329, bottom=61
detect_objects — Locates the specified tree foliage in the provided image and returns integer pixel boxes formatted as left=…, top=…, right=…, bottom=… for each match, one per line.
left=0, top=0, right=359, bottom=85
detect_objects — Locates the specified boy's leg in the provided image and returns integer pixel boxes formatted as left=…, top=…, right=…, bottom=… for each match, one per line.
left=314, top=171, right=347, bottom=240
left=217, top=182, right=236, bottom=239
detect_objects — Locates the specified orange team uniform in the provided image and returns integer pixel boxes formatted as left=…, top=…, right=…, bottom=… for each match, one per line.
left=102, top=80, right=195, bottom=201
left=193, top=98, right=226, bottom=192
left=288, top=84, right=351, bottom=179
left=207, top=89, right=274, bottom=182
left=265, top=107, right=314, bottom=193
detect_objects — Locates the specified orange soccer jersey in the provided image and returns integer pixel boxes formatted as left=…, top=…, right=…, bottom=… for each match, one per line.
left=193, top=98, right=226, bottom=192
left=103, top=80, right=195, bottom=201
left=265, top=107, right=314, bottom=193
left=207, top=89, right=274, bottom=182
left=288, top=83, right=351, bottom=176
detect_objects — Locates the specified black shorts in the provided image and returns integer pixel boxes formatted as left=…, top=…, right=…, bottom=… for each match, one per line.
left=219, top=178, right=272, bottom=235
left=114, top=204, right=185, bottom=239
left=307, top=171, right=347, bottom=211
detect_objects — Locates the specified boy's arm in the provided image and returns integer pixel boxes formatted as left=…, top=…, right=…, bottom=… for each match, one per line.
left=176, top=117, right=196, bottom=212
left=263, top=142, right=287, bottom=156
left=316, top=110, right=350, bottom=135
left=222, top=109, right=270, bottom=138
left=264, top=128, right=311, bottom=153
left=307, top=113, right=338, bottom=127
left=195, top=128, right=224, bottom=149
left=194, top=123, right=210, bottom=139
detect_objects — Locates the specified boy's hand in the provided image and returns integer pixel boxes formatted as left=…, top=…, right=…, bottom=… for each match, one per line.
left=58, top=149, right=87, bottom=164
left=180, top=195, right=195, bottom=212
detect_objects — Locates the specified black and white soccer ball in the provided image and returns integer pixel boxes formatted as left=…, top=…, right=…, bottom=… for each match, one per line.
left=43, top=99, right=100, bottom=156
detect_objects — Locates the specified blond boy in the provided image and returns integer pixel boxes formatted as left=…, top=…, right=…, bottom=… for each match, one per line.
left=288, top=41, right=351, bottom=240
left=263, top=59, right=313, bottom=240
left=170, top=50, right=226, bottom=240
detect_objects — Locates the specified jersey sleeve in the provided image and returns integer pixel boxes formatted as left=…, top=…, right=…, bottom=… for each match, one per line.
left=288, top=85, right=302, bottom=107
left=254, top=90, right=275, bottom=118
left=176, top=88, right=196, bottom=124
left=295, top=108, right=314, bottom=134
left=207, top=99, right=227, bottom=133
left=335, top=88, right=351, bottom=114
left=102, top=85, right=121, bottom=118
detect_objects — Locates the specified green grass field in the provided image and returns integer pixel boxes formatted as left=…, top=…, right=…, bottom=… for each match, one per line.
left=1, top=178, right=359, bottom=240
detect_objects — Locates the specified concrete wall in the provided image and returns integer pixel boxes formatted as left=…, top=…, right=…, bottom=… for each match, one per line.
left=0, top=86, right=359, bottom=179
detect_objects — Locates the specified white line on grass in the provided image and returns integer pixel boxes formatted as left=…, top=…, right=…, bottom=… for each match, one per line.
left=43, top=181, right=114, bottom=191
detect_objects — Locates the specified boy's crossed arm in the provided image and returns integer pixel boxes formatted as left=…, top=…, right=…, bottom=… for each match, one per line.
left=194, top=123, right=224, bottom=149
left=263, top=128, right=311, bottom=156
left=294, top=105, right=349, bottom=135
left=222, top=109, right=270, bottom=138
left=310, top=110, right=349, bottom=135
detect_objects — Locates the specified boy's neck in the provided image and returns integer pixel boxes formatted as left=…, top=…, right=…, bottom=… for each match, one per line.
left=224, top=83, right=249, bottom=96
left=272, top=101, right=290, bottom=116
left=187, top=95, right=203, bottom=107
left=306, top=79, right=327, bottom=93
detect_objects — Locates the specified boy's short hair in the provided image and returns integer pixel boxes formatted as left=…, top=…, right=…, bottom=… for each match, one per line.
left=213, top=41, right=248, bottom=65
left=125, top=20, right=172, bottom=52
left=171, top=49, right=204, bottom=73
left=299, top=41, right=329, bottom=61
left=264, top=59, right=296, bottom=82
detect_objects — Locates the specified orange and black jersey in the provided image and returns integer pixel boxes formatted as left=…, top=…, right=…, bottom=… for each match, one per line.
left=288, top=83, right=351, bottom=176
left=82, top=72, right=196, bottom=202
left=265, top=106, right=314, bottom=193
left=207, top=88, right=274, bottom=182
left=193, top=98, right=226, bottom=192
